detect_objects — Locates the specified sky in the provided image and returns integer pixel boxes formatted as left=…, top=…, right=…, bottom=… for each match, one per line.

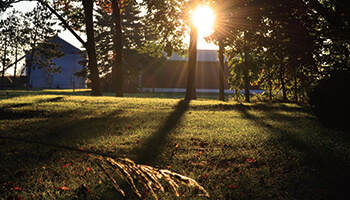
left=3, top=1, right=218, bottom=50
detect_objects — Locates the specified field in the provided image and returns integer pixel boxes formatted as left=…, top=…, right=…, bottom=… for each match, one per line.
left=0, top=90, right=349, bottom=199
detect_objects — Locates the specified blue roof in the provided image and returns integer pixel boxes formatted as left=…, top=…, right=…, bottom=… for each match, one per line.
left=50, top=36, right=81, bottom=54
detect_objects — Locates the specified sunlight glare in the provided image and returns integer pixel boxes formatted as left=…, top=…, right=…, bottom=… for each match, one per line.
left=192, top=6, right=215, bottom=38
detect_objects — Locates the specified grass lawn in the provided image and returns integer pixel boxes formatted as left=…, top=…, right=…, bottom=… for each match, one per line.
left=0, top=90, right=349, bottom=199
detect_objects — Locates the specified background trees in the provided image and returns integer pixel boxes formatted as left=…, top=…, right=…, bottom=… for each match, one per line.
left=0, top=5, right=63, bottom=90
left=84, top=3, right=164, bottom=93
left=24, top=3, right=63, bottom=88
left=0, top=0, right=348, bottom=103
left=208, top=0, right=349, bottom=102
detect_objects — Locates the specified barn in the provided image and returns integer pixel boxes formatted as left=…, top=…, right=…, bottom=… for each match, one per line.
left=27, top=36, right=86, bottom=89
left=141, top=49, right=232, bottom=93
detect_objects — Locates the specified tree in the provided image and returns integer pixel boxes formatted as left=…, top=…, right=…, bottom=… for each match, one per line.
left=8, top=10, right=27, bottom=89
left=24, top=3, right=62, bottom=88
left=0, top=18, right=11, bottom=90
left=0, top=0, right=102, bottom=95
left=221, top=0, right=264, bottom=102
left=144, top=0, right=194, bottom=99
left=185, top=20, right=198, bottom=100
left=0, top=9, right=28, bottom=90
left=90, top=3, right=164, bottom=92
left=29, top=0, right=102, bottom=95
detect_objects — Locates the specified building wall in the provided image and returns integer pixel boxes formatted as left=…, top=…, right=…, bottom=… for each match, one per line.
left=142, top=60, right=230, bottom=89
left=51, top=54, right=85, bottom=89
left=29, top=54, right=86, bottom=89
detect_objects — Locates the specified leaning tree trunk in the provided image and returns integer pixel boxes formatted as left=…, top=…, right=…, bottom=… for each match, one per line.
left=83, top=0, right=102, bottom=96
left=218, top=40, right=225, bottom=101
left=13, top=44, right=18, bottom=89
left=112, top=0, right=123, bottom=97
left=185, top=25, right=197, bottom=100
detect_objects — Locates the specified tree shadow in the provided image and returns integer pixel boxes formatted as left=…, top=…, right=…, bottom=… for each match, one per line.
left=0, top=108, right=134, bottom=198
left=0, top=97, right=65, bottom=120
left=234, top=104, right=350, bottom=199
left=134, top=100, right=190, bottom=164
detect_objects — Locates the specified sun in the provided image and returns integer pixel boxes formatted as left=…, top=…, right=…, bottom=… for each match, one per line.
left=192, top=6, right=215, bottom=37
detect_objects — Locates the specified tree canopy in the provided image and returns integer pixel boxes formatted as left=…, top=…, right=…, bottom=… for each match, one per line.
left=1, top=0, right=349, bottom=101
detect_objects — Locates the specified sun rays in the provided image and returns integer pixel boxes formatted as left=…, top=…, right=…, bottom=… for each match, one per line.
left=192, top=6, right=216, bottom=38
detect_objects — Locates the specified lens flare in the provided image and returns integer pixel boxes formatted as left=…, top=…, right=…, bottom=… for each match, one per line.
left=192, top=6, right=215, bottom=37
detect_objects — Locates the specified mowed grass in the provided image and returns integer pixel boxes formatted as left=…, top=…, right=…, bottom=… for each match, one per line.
left=0, top=91, right=349, bottom=199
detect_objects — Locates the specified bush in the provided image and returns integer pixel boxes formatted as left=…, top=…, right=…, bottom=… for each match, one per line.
left=309, top=71, right=350, bottom=129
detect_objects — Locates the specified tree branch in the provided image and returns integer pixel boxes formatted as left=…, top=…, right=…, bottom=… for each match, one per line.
left=36, top=0, right=87, bottom=48
left=306, top=0, right=346, bottom=33
left=2, top=0, right=86, bottom=47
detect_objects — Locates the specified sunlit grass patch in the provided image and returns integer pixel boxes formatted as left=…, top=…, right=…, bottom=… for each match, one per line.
left=0, top=91, right=349, bottom=199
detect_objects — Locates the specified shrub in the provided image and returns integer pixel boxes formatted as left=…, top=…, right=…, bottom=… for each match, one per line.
left=309, top=71, right=350, bottom=129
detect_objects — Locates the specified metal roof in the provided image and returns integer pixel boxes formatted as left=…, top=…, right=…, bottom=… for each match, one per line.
left=168, top=49, right=220, bottom=62
left=49, top=36, right=81, bottom=54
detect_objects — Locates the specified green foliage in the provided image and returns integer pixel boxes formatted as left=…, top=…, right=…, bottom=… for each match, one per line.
left=143, top=0, right=189, bottom=57
left=30, top=42, right=65, bottom=76
left=88, top=4, right=167, bottom=92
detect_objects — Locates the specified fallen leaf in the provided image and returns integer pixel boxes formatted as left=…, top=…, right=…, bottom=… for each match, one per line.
left=13, top=187, right=21, bottom=191
left=61, top=163, right=72, bottom=169
left=57, top=186, right=69, bottom=191
left=228, top=184, right=238, bottom=189
left=246, top=158, right=256, bottom=163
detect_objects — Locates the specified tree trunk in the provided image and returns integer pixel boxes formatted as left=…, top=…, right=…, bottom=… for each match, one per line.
left=218, top=40, right=225, bottom=101
left=83, top=0, right=101, bottom=96
left=185, top=25, right=197, bottom=100
left=294, top=65, right=298, bottom=103
left=26, top=48, right=35, bottom=89
left=267, top=64, right=272, bottom=101
left=1, top=39, right=7, bottom=90
left=112, top=0, right=123, bottom=97
left=279, top=57, right=287, bottom=102
left=13, top=44, right=18, bottom=89
left=243, top=49, right=250, bottom=102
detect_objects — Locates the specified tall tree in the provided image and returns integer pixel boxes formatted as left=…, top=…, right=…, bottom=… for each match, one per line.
left=9, top=10, right=27, bottom=89
left=32, top=0, right=102, bottom=95
left=24, top=3, right=61, bottom=88
left=111, top=0, right=124, bottom=97
left=145, top=0, right=194, bottom=99
left=0, top=18, right=11, bottom=90
left=185, top=21, right=198, bottom=100
left=223, top=0, right=264, bottom=102
left=89, top=3, right=164, bottom=92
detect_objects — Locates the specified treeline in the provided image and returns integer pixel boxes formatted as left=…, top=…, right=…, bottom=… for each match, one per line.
left=205, top=0, right=349, bottom=103
left=0, top=3, right=63, bottom=90
left=1, top=0, right=349, bottom=103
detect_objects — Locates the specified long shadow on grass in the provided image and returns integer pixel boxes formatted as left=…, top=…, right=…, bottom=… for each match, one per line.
left=236, top=104, right=350, bottom=199
left=134, top=100, right=190, bottom=164
left=0, top=108, right=126, bottom=175
left=0, top=97, right=65, bottom=120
